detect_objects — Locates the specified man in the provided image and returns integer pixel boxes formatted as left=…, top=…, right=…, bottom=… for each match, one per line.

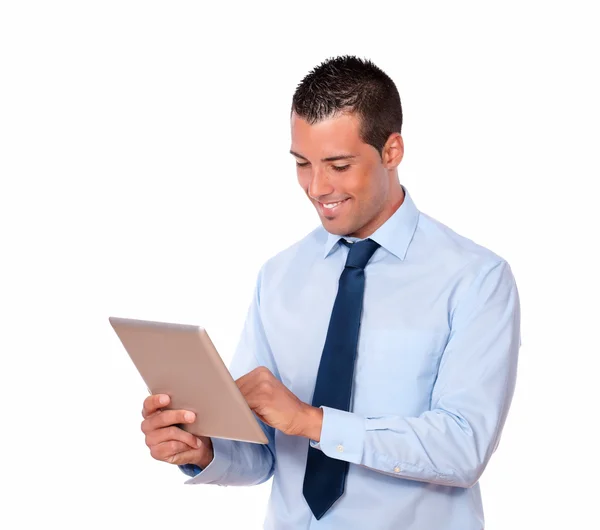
left=140, top=55, right=521, bottom=529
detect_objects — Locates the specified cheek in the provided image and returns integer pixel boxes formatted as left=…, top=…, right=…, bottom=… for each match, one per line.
left=366, top=169, right=388, bottom=195
left=351, top=174, right=387, bottom=214
left=350, top=172, right=379, bottom=201
left=297, top=172, right=309, bottom=192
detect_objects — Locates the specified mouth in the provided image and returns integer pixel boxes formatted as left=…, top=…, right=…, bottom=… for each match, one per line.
left=317, top=198, right=351, bottom=217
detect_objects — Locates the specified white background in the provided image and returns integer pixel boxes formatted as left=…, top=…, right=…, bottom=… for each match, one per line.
left=1, top=1, right=598, bottom=529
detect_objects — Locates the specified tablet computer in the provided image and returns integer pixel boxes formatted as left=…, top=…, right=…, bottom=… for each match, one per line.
left=109, top=316, right=268, bottom=444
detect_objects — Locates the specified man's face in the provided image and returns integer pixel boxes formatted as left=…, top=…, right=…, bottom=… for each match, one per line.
left=290, top=111, right=403, bottom=238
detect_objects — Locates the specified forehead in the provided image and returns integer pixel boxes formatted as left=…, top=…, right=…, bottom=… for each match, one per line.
left=290, top=111, right=365, bottom=154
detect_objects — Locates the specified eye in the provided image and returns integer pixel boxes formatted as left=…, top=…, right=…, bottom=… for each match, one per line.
left=295, top=161, right=350, bottom=172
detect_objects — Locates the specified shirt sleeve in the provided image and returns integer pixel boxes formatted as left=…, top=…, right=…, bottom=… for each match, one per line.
left=178, top=264, right=278, bottom=486
left=314, top=259, right=521, bottom=488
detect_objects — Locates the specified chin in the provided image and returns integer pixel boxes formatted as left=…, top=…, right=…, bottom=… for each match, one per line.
left=321, top=217, right=353, bottom=236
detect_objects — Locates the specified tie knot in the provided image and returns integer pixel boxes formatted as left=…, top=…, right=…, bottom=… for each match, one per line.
left=343, top=238, right=380, bottom=269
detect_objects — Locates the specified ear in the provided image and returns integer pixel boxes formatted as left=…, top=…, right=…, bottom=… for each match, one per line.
left=382, top=133, right=404, bottom=169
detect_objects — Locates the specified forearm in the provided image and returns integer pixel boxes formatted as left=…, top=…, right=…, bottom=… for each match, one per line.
left=180, top=426, right=276, bottom=486
left=316, top=405, right=500, bottom=488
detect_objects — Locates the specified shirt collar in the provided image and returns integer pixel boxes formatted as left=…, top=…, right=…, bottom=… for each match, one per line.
left=323, top=184, right=420, bottom=260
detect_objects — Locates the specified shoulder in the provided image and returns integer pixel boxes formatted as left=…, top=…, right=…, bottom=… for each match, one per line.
left=419, top=209, right=507, bottom=261
left=413, top=211, right=518, bottom=331
left=256, top=224, right=326, bottom=285
left=414, top=210, right=514, bottom=287
left=418, top=211, right=504, bottom=263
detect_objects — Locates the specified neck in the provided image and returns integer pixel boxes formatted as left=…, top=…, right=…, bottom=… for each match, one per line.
left=348, top=182, right=405, bottom=239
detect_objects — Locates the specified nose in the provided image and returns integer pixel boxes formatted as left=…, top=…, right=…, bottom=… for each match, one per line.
left=308, top=167, right=334, bottom=201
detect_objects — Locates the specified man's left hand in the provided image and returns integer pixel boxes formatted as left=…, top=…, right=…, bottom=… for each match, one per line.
left=236, top=366, right=322, bottom=440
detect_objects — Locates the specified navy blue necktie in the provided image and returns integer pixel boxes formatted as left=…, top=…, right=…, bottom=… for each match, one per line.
left=302, top=237, right=381, bottom=520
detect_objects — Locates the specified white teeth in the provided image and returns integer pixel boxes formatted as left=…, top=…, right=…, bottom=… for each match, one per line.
left=323, top=200, right=343, bottom=209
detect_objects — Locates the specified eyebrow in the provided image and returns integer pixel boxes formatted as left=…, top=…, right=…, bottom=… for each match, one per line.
left=289, top=150, right=357, bottom=162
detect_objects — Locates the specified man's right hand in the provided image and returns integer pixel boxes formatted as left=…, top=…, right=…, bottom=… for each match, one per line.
left=141, top=394, right=214, bottom=469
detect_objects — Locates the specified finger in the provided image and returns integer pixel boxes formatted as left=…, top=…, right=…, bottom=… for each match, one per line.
left=145, top=425, right=202, bottom=450
left=141, top=409, right=196, bottom=434
left=152, top=442, right=205, bottom=466
left=239, top=375, right=275, bottom=402
left=165, top=447, right=205, bottom=466
left=235, top=366, right=271, bottom=388
left=236, top=371, right=267, bottom=396
left=149, top=440, right=194, bottom=462
left=142, top=394, right=170, bottom=419
left=235, top=372, right=252, bottom=390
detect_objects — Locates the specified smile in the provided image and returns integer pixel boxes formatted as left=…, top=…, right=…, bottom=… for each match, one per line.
left=318, top=198, right=350, bottom=214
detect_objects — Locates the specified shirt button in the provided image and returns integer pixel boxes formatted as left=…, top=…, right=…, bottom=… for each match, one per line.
left=336, top=444, right=344, bottom=453
left=393, top=466, right=401, bottom=473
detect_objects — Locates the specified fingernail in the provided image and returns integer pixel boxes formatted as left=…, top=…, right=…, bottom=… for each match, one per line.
left=196, top=437, right=203, bottom=448
left=184, top=411, right=195, bottom=422
left=159, top=395, right=169, bottom=405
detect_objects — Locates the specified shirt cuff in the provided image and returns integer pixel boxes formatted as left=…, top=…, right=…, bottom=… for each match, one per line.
left=316, top=406, right=366, bottom=465
left=179, top=437, right=233, bottom=485
left=309, top=439, right=322, bottom=450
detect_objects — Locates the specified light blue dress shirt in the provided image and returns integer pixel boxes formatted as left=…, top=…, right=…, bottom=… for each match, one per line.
left=180, top=184, right=521, bottom=530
